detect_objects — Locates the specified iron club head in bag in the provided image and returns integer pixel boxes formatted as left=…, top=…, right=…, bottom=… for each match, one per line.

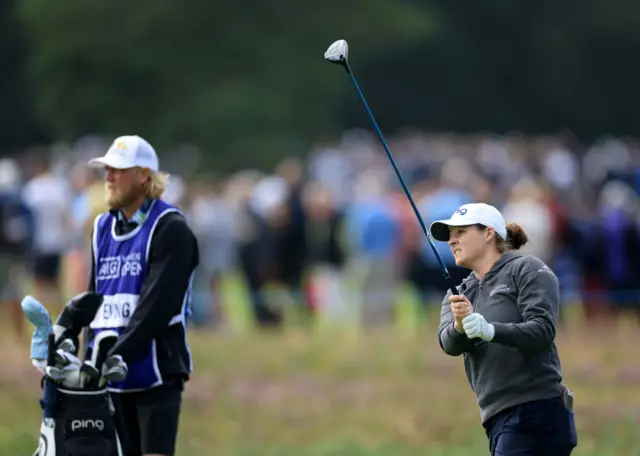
left=100, top=355, right=128, bottom=387
left=86, top=330, right=119, bottom=389
left=57, top=338, right=77, bottom=356
left=50, top=348, right=83, bottom=388
left=79, top=361, right=100, bottom=388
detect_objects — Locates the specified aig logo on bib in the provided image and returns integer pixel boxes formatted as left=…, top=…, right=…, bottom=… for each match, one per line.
left=98, top=253, right=143, bottom=281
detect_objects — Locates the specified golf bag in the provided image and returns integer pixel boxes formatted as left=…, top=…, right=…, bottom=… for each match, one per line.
left=34, top=383, right=123, bottom=456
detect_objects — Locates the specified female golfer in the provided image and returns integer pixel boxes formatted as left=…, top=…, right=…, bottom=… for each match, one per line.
left=432, top=203, right=577, bottom=456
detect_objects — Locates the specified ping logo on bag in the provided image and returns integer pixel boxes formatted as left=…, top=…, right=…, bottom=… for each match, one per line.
left=69, top=419, right=105, bottom=433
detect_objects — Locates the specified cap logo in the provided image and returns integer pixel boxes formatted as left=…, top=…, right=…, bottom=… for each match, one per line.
left=116, top=140, right=129, bottom=149
left=455, top=207, right=468, bottom=216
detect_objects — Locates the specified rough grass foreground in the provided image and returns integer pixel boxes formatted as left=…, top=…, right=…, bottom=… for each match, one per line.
left=0, top=319, right=638, bottom=456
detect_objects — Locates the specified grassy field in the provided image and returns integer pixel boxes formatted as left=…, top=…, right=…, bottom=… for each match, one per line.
left=0, top=278, right=639, bottom=455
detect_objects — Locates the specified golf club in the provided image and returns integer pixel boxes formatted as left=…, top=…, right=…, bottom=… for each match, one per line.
left=40, top=332, right=60, bottom=423
left=50, top=348, right=83, bottom=388
left=100, top=355, right=128, bottom=387
left=80, top=361, right=100, bottom=388
left=88, top=330, right=119, bottom=389
left=54, top=347, right=81, bottom=369
left=324, top=39, right=483, bottom=346
left=46, top=333, right=55, bottom=371
left=57, top=338, right=76, bottom=356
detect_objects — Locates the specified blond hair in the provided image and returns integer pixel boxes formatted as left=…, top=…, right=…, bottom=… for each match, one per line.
left=141, top=170, right=170, bottom=199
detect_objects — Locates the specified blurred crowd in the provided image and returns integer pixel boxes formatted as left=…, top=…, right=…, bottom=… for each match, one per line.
left=1, top=130, right=640, bottom=334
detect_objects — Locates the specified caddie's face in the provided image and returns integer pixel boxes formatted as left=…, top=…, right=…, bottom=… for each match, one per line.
left=104, top=166, right=147, bottom=209
left=448, top=225, right=489, bottom=268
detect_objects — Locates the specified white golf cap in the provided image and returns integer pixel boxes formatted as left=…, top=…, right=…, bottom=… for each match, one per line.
left=429, top=203, right=507, bottom=242
left=88, top=135, right=159, bottom=172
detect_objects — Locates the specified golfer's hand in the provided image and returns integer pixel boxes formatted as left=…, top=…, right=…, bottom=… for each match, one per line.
left=449, top=294, right=473, bottom=334
left=462, top=313, right=495, bottom=342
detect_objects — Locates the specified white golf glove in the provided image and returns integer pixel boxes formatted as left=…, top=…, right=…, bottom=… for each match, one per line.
left=462, top=313, right=495, bottom=342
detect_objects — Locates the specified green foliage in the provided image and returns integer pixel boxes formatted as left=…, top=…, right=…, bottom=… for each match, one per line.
left=16, top=0, right=433, bottom=170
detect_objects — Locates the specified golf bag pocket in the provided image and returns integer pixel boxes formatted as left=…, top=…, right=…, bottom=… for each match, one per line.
left=52, top=387, right=123, bottom=456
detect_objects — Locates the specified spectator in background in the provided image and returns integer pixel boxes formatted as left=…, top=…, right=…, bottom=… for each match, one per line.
left=303, top=182, right=346, bottom=321
left=597, top=180, right=640, bottom=323
left=21, top=150, right=71, bottom=313
left=187, top=181, right=236, bottom=328
left=273, top=158, right=310, bottom=319
left=501, top=177, right=554, bottom=265
left=231, top=172, right=282, bottom=328
left=394, top=178, right=430, bottom=297
left=65, top=164, right=106, bottom=296
left=563, top=201, right=610, bottom=325
left=344, top=170, right=401, bottom=327
left=409, top=157, right=473, bottom=305
left=0, top=158, right=33, bottom=336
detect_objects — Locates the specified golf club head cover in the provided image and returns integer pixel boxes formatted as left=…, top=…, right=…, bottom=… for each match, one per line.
left=21, top=295, right=53, bottom=360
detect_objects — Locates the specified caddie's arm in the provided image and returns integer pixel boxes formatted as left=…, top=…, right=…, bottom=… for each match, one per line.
left=108, top=213, right=199, bottom=363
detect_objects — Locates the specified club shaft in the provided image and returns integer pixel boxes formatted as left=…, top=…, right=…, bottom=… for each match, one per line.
left=47, top=333, right=55, bottom=367
left=341, top=61, right=484, bottom=348
left=343, top=62, right=457, bottom=295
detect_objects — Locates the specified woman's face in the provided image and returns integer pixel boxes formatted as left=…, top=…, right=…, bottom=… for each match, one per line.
left=447, top=225, right=491, bottom=268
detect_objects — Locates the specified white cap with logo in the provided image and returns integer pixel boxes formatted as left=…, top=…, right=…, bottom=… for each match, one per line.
left=429, top=203, right=507, bottom=242
left=88, top=135, right=159, bottom=172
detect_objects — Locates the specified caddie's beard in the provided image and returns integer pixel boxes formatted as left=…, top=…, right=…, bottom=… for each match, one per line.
left=105, top=182, right=143, bottom=210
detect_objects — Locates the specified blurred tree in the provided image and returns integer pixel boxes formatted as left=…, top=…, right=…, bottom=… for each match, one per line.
left=0, top=0, right=48, bottom=153
left=339, top=0, right=640, bottom=141
left=17, top=0, right=434, bottom=170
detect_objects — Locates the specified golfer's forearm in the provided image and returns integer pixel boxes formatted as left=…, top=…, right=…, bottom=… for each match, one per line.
left=87, top=250, right=95, bottom=293
left=492, top=317, right=556, bottom=350
left=439, top=322, right=472, bottom=356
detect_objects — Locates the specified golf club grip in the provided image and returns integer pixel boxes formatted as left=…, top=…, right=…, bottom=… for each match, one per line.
left=445, top=255, right=484, bottom=348
left=47, top=333, right=55, bottom=367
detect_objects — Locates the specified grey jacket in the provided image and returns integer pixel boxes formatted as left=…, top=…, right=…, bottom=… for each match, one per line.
left=438, top=252, right=566, bottom=424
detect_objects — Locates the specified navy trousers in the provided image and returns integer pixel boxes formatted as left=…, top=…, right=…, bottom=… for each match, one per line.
left=483, top=396, right=577, bottom=456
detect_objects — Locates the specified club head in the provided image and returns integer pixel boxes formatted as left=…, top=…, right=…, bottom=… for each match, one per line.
left=57, top=338, right=76, bottom=355
left=62, top=368, right=83, bottom=389
left=46, top=363, right=80, bottom=381
left=80, top=361, right=100, bottom=388
left=101, top=355, right=128, bottom=385
left=45, top=365, right=64, bottom=382
left=88, top=330, right=119, bottom=388
left=55, top=348, right=81, bottom=368
left=324, top=39, right=349, bottom=66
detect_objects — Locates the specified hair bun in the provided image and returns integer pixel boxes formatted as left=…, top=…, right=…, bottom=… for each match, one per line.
left=505, top=223, right=529, bottom=250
